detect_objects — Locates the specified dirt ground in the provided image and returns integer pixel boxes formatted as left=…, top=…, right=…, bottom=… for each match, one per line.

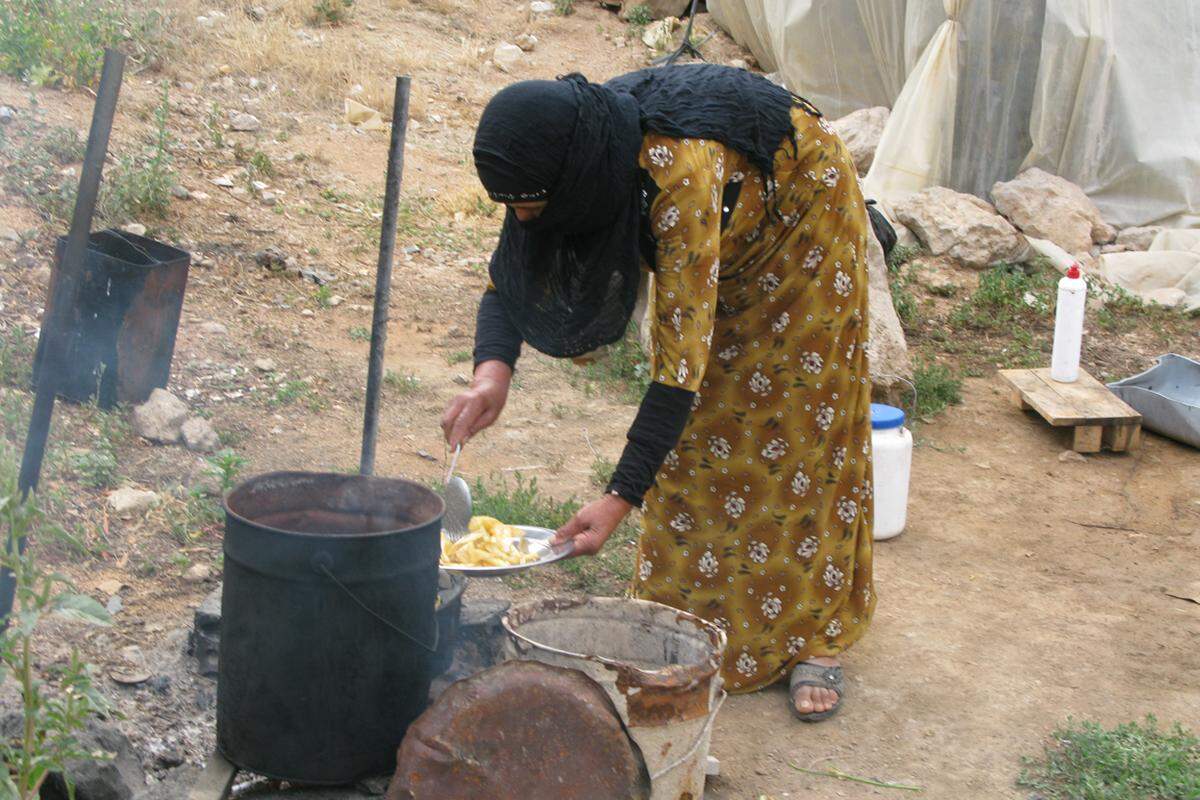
left=1, top=0, right=1198, bottom=797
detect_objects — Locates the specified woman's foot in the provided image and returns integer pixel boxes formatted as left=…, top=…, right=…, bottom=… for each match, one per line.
left=790, top=657, right=843, bottom=720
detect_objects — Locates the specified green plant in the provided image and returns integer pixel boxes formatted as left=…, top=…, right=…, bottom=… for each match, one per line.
left=384, top=370, right=421, bottom=396
left=886, top=243, right=921, bottom=273
left=950, top=262, right=1057, bottom=331
left=1018, top=716, right=1200, bottom=800
left=204, top=101, right=224, bottom=148
left=96, top=82, right=175, bottom=222
left=0, top=327, right=36, bottom=389
left=912, top=360, right=962, bottom=418
left=165, top=491, right=222, bottom=545
left=204, top=449, right=246, bottom=493
left=572, top=325, right=651, bottom=403
left=445, top=350, right=472, bottom=365
left=0, top=0, right=158, bottom=88
left=270, top=379, right=315, bottom=407
left=313, top=284, right=334, bottom=308
left=626, top=4, right=653, bottom=26
left=312, top=0, right=353, bottom=25
left=1, top=444, right=112, bottom=798
left=469, top=473, right=579, bottom=531
left=348, top=326, right=371, bottom=342
left=248, top=150, right=274, bottom=179
left=554, top=0, right=575, bottom=14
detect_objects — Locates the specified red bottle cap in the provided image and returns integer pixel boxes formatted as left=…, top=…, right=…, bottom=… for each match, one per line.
left=1067, top=263, right=1081, bottom=279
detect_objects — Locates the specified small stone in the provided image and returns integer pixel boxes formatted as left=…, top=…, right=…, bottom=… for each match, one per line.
left=254, top=358, right=276, bottom=372
left=155, top=747, right=186, bottom=769
left=14, top=254, right=38, bottom=269
left=251, top=179, right=268, bottom=192
left=170, top=184, right=191, bottom=199
left=184, top=563, right=212, bottom=583
left=229, top=112, right=261, bottom=132
left=211, top=176, right=235, bottom=188
left=261, top=191, right=278, bottom=205
left=493, top=42, right=524, bottom=73
left=199, top=321, right=228, bottom=336
left=192, top=190, right=211, bottom=201
left=328, top=294, right=343, bottom=307
left=122, top=223, right=147, bottom=237
left=514, top=33, right=538, bottom=52
left=728, top=58, right=749, bottom=70
left=255, top=246, right=289, bottom=271
left=0, top=106, right=15, bottom=124
left=453, top=374, right=470, bottom=386
left=181, top=417, right=220, bottom=452
left=529, top=0, right=554, bottom=12
left=1058, top=450, right=1088, bottom=463
left=107, top=487, right=160, bottom=517
left=132, top=388, right=189, bottom=443
left=301, top=308, right=314, bottom=317
left=97, top=578, right=124, bottom=595
left=0, top=228, right=19, bottom=242
left=106, top=595, right=123, bottom=615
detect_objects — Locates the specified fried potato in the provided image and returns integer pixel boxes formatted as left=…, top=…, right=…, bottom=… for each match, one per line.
left=440, top=515, right=540, bottom=568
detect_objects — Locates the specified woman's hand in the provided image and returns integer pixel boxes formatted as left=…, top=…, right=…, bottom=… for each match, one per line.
left=553, top=494, right=633, bottom=557
left=441, top=360, right=512, bottom=448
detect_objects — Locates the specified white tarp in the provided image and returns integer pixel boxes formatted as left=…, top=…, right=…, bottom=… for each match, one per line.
left=708, top=0, right=1200, bottom=229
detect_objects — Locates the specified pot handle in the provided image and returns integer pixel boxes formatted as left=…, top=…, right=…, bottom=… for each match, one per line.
left=648, top=689, right=727, bottom=781
left=313, top=553, right=439, bottom=653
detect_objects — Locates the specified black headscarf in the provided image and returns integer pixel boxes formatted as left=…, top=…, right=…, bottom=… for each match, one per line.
left=474, top=65, right=801, bottom=359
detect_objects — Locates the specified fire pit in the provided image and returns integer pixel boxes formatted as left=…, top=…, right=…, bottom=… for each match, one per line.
left=219, top=471, right=444, bottom=785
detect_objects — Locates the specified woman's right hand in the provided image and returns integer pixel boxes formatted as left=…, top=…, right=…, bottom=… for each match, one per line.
left=441, top=360, right=512, bottom=448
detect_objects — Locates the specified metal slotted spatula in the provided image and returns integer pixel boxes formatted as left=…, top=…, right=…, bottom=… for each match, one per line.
left=443, top=444, right=472, bottom=542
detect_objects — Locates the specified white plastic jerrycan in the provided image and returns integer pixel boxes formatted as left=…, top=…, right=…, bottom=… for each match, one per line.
left=870, top=403, right=912, bottom=541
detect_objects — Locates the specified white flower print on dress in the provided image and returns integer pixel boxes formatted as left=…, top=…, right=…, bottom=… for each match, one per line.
left=669, top=512, right=694, bottom=533
left=638, top=559, right=653, bottom=581
left=748, top=371, right=772, bottom=396
left=786, top=635, right=807, bottom=656
left=717, top=345, right=740, bottom=362
left=713, top=617, right=732, bottom=631
left=748, top=540, right=769, bottom=564
left=833, top=446, right=846, bottom=471
left=723, top=493, right=746, bottom=519
left=816, top=403, right=835, bottom=430
left=761, top=594, right=782, bottom=620
left=846, top=342, right=856, bottom=361
left=647, top=144, right=674, bottom=168
left=708, top=259, right=720, bottom=286
left=714, top=154, right=725, bottom=182
left=818, top=117, right=834, bottom=135
left=862, top=479, right=874, bottom=498
left=796, top=536, right=819, bottom=558
left=758, top=272, right=781, bottom=293
left=834, top=270, right=853, bottom=297
left=821, top=166, right=840, bottom=187
left=802, top=245, right=825, bottom=271
left=791, top=470, right=811, bottom=496
left=735, top=652, right=758, bottom=677
left=676, top=358, right=689, bottom=384
left=825, top=619, right=843, bottom=638
left=663, top=449, right=679, bottom=469
left=708, top=436, right=732, bottom=459
left=697, top=550, right=719, bottom=577
left=836, top=497, right=859, bottom=524
left=657, top=205, right=680, bottom=232
left=771, top=312, right=790, bottom=333
left=802, top=352, right=823, bottom=374
left=823, top=562, right=845, bottom=590
left=691, top=391, right=704, bottom=411
left=761, top=438, right=788, bottom=461
left=670, top=307, right=683, bottom=336
left=728, top=170, right=745, bottom=183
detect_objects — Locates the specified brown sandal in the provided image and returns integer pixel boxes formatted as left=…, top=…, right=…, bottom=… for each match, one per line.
left=789, top=661, right=844, bottom=722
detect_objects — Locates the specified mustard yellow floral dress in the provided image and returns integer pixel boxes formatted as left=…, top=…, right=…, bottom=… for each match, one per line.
left=633, top=106, right=876, bottom=693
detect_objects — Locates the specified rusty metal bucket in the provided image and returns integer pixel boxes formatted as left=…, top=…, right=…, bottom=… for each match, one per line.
left=502, top=597, right=726, bottom=800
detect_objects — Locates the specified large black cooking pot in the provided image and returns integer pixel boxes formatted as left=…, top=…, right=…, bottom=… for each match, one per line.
left=219, top=471, right=443, bottom=784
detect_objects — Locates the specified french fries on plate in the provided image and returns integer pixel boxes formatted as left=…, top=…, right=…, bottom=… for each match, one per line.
left=440, top=516, right=540, bottom=568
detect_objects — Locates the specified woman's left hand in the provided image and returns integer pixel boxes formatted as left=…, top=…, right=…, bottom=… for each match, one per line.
left=553, top=494, right=633, bottom=557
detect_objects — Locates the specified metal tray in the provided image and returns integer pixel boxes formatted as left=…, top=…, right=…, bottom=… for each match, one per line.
left=1108, top=353, right=1200, bottom=449
left=440, top=526, right=574, bottom=577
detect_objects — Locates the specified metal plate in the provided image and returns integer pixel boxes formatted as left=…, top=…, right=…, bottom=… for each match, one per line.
left=439, top=526, right=573, bottom=577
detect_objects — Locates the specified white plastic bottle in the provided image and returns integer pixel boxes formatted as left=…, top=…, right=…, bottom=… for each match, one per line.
left=1050, top=263, right=1087, bottom=383
left=870, top=403, right=912, bottom=541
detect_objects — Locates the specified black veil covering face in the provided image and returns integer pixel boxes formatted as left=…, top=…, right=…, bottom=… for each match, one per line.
left=473, top=65, right=799, bottom=360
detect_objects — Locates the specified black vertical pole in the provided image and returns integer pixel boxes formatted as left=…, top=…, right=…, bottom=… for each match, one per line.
left=359, top=76, right=412, bottom=476
left=3, top=49, right=126, bottom=623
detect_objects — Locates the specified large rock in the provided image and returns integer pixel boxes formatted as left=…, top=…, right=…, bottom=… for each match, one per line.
left=1113, top=225, right=1164, bottom=252
left=893, top=187, right=1028, bottom=269
left=132, top=388, right=189, bottom=444
left=829, top=106, right=888, bottom=174
left=181, top=416, right=220, bottom=452
left=620, top=0, right=691, bottom=20
left=33, top=718, right=145, bottom=800
left=107, top=487, right=159, bottom=517
left=865, top=228, right=913, bottom=403
left=492, top=42, right=523, bottom=73
left=991, top=168, right=1117, bottom=254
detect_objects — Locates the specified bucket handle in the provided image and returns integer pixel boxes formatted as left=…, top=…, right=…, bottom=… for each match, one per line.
left=648, top=689, right=727, bottom=782
left=313, top=554, right=439, bottom=653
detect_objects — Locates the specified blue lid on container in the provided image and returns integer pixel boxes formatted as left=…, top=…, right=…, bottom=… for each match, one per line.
left=870, top=403, right=906, bottom=430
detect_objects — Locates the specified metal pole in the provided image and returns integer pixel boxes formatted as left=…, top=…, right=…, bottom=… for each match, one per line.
left=359, top=76, right=412, bottom=476
left=2, top=49, right=126, bottom=624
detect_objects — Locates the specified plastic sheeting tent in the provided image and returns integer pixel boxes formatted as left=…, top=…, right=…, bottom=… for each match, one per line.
left=707, top=0, right=1200, bottom=229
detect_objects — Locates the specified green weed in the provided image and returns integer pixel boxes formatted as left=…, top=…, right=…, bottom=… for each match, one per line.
left=348, top=326, right=371, bottom=342
left=0, top=327, right=35, bottom=389
left=571, top=325, right=651, bottom=403
left=555, top=0, right=575, bottom=14
left=913, top=360, right=962, bottom=418
left=312, top=0, right=353, bottom=25
left=384, top=370, right=420, bottom=396
left=164, top=491, right=222, bottom=545
left=0, top=0, right=158, bottom=88
left=97, top=82, right=175, bottom=223
left=445, top=350, right=472, bottom=365
left=1018, top=716, right=1200, bottom=800
left=313, top=283, right=334, bottom=308
left=886, top=243, right=921, bottom=273
left=270, top=379, right=316, bottom=408
left=950, top=262, right=1056, bottom=331
left=205, top=101, right=224, bottom=149
left=626, top=4, right=653, bottom=26
left=204, top=449, right=246, bottom=493
left=590, top=457, right=615, bottom=490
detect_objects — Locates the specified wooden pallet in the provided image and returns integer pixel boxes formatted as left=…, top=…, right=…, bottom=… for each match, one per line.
left=1000, top=368, right=1143, bottom=453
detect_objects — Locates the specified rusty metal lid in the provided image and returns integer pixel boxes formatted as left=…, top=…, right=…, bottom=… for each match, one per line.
left=387, top=660, right=649, bottom=800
